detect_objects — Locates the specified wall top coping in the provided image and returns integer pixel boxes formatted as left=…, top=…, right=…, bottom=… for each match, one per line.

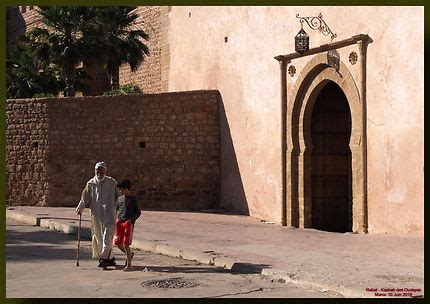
left=6, top=90, right=221, bottom=103
left=274, top=34, right=372, bottom=63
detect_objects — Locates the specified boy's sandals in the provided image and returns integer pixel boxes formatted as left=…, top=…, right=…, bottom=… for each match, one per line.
left=123, top=266, right=133, bottom=272
left=124, top=252, right=134, bottom=266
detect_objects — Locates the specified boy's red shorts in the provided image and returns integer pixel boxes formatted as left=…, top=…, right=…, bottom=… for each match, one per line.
left=113, top=219, right=133, bottom=246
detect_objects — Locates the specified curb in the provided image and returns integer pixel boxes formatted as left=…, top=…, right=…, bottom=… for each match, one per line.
left=6, top=211, right=38, bottom=226
left=39, top=218, right=92, bottom=239
left=131, top=240, right=237, bottom=270
left=6, top=210, right=92, bottom=239
left=260, top=268, right=367, bottom=298
left=6, top=210, right=366, bottom=298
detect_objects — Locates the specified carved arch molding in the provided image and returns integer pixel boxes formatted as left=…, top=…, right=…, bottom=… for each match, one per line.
left=275, top=35, right=372, bottom=233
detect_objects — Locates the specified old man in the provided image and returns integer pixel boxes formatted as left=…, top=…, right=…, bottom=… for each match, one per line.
left=76, top=161, right=118, bottom=268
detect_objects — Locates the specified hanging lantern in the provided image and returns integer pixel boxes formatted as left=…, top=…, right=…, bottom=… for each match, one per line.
left=295, top=24, right=309, bottom=53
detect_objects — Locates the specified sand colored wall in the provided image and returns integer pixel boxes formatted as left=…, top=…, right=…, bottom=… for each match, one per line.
left=6, top=5, right=423, bottom=235
left=118, top=6, right=170, bottom=93
left=166, top=6, right=423, bottom=235
left=362, top=7, right=424, bottom=235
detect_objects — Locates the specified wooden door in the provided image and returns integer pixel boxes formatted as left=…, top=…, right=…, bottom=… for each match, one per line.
left=310, top=82, right=352, bottom=232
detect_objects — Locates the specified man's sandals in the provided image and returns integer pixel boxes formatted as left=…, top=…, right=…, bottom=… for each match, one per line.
left=98, top=257, right=116, bottom=268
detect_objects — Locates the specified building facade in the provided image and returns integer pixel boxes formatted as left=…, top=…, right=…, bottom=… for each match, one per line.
left=163, top=6, right=424, bottom=236
left=7, top=6, right=424, bottom=235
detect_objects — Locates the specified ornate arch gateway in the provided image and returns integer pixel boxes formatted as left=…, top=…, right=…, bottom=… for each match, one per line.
left=275, top=34, right=372, bottom=233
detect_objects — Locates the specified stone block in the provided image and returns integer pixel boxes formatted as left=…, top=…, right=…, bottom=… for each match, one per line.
left=154, top=244, right=182, bottom=258
left=213, top=256, right=236, bottom=269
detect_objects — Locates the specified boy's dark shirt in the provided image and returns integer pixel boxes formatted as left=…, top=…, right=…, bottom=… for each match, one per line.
left=117, top=195, right=141, bottom=224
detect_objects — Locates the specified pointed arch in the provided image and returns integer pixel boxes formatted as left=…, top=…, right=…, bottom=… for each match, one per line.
left=285, top=53, right=367, bottom=233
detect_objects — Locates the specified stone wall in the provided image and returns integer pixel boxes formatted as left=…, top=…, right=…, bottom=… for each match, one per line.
left=6, top=91, right=221, bottom=211
left=6, top=99, right=50, bottom=206
left=118, top=6, right=170, bottom=93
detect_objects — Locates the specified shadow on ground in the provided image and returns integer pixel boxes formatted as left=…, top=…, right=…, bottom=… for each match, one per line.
left=6, top=225, right=89, bottom=262
left=102, top=263, right=271, bottom=275
left=6, top=227, right=78, bottom=246
left=103, top=265, right=231, bottom=274
left=7, top=225, right=272, bottom=276
left=230, top=262, right=272, bottom=274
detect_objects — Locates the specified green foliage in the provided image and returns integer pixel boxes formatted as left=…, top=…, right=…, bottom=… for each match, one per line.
left=91, top=7, right=150, bottom=90
left=9, top=6, right=150, bottom=98
left=26, top=6, right=98, bottom=97
left=33, top=92, right=56, bottom=98
left=6, top=42, right=62, bottom=99
left=103, top=84, right=140, bottom=96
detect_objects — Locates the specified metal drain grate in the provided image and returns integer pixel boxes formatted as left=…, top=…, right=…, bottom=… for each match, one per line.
left=141, top=277, right=198, bottom=289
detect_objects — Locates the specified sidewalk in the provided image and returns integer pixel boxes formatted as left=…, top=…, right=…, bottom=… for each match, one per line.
left=6, top=206, right=424, bottom=298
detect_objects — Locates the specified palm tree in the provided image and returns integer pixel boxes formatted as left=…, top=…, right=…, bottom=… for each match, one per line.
left=94, top=7, right=150, bottom=91
left=6, top=42, right=62, bottom=99
left=27, top=6, right=98, bottom=96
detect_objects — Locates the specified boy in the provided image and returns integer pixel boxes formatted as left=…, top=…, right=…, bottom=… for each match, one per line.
left=113, top=179, right=141, bottom=271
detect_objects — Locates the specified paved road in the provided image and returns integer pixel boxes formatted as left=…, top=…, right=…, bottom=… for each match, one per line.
left=6, top=218, right=338, bottom=298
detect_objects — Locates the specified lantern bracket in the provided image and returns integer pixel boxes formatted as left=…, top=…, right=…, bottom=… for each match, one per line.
left=296, top=13, right=337, bottom=41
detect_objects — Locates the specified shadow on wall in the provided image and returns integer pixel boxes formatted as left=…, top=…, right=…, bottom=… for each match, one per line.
left=218, top=94, right=249, bottom=215
left=6, top=7, right=26, bottom=49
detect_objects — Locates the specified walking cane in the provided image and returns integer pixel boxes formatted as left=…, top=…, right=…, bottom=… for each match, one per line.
left=76, top=212, right=81, bottom=267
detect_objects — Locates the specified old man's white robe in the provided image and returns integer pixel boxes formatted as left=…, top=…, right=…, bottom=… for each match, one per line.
left=76, top=176, right=117, bottom=259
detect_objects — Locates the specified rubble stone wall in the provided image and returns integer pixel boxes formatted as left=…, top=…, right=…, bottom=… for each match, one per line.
left=6, top=99, right=50, bottom=206
left=6, top=91, right=221, bottom=210
left=118, top=6, right=170, bottom=93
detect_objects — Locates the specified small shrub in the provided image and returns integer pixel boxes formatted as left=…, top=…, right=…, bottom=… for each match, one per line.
left=103, top=84, right=140, bottom=96
left=33, top=92, right=56, bottom=98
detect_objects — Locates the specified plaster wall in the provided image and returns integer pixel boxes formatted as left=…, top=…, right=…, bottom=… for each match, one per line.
left=166, top=6, right=423, bottom=235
